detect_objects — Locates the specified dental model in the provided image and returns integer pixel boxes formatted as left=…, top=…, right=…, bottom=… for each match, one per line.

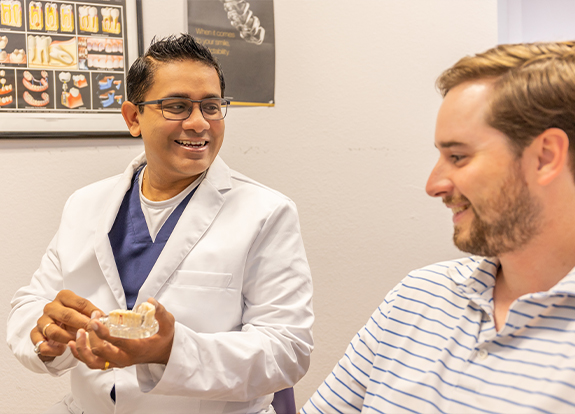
left=29, top=1, right=43, bottom=30
left=28, top=35, right=51, bottom=64
left=79, top=5, right=98, bottom=32
left=73, top=74, right=87, bottom=88
left=45, top=2, right=58, bottom=32
left=9, top=48, right=25, bottom=63
left=99, top=90, right=115, bottom=107
left=0, top=95, right=13, bottom=106
left=29, top=35, right=76, bottom=67
left=98, top=75, right=114, bottom=90
left=23, top=91, right=49, bottom=107
left=62, top=86, right=83, bottom=108
left=101, top=7, right=121, bottom=34
left=22, top=70, right=48, bottom=92
left=99, top=302, right=159, bottom=339
left=0, top=35, right=7, bottom=50
left=0, top=76, right=13, bottom=95
left=60, top=3, right=73, bottom=32
left=220, top=0, right=265, bottom=45
left=1, top=0, right=22, bottom=27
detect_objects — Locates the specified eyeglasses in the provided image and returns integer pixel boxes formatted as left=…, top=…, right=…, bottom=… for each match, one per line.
left=137, top=97, right=230, bottom=121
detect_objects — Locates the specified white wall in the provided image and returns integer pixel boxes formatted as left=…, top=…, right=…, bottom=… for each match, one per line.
left=499, top=0, right=575, bottom=44
left=0, top=1, right=498, bottom=412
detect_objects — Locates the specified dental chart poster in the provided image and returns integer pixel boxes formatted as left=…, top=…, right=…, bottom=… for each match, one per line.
left=0, top=0, right=139, bottom=137
left=187, top=0, right=275, bottom=106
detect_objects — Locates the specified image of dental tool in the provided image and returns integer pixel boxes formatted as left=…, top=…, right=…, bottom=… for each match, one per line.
left=45, top=2, right=58, bottom=32
left=1, top=0, right=22, bottom=27
left=29, top=1, right=43, bottom=31
left=220, top=0, right=265, bottom=45
left=60, top=4, right=73, bottom=32
left=79, top=5, right=98, bottom=33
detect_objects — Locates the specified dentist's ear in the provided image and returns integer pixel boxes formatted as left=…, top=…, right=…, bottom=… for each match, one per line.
left=121, top=101, right=142, bottom=138
left=529, top=128, right=570, bottom=186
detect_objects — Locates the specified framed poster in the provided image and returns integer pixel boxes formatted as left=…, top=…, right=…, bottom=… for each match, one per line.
left=187, top=0, right=275, bottom=107
left=0, top=0, right=140, bottom=138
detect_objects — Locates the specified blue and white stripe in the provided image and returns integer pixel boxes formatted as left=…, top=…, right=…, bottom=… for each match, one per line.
left=302, top=257, right=575, bottom=413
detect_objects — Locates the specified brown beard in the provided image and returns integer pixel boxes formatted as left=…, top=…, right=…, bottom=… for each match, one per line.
left=447, top=164, right=542, bottom=257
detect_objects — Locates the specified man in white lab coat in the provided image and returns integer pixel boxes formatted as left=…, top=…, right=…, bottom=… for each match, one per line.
left=7, top=34, right=314, bottom=414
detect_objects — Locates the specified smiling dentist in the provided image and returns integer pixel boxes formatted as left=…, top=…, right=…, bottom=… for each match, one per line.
left=7, top=34, right=313, bottom=414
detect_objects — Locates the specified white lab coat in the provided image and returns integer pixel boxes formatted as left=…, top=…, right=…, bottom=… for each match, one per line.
left=7, top=153, right=314, bottom=414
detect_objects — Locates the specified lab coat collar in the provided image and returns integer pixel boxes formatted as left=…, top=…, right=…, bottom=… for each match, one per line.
left=94, top=151, right=231, bottom=309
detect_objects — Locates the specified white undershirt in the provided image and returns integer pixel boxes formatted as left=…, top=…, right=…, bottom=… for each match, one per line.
left=138, top=166, right=205, bottom=242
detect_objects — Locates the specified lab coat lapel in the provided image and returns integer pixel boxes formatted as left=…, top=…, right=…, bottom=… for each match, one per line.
left=135, top=156, right=231, bottom=304
left=94, top=153, right=147, bottom=309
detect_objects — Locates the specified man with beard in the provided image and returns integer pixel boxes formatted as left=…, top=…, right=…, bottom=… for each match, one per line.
left=302, top=41, right=575, bottom=413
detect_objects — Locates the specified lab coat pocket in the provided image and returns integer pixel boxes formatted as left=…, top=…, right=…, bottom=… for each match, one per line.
left=162, top=271, right=240, bottom=333
left=168, top=270, right=232, bottom=289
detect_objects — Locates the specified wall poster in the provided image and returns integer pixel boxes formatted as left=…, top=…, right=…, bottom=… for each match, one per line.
left=187, top=0, right=275, bottom=107
left=0, top=0, right=140, bottom=137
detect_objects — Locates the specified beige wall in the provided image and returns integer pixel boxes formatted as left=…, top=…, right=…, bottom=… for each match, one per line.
left=0, top=1, right=497, bottom=412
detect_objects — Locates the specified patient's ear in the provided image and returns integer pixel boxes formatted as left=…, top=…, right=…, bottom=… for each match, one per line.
left=121, top=101, right=142, bottom=138
left=530, top=128, right=569, bottom=186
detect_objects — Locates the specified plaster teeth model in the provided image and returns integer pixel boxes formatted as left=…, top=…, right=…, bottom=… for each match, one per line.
left=1, top=0, right=22, bottom=27
left=22, top=70, right=48, bottom=92
left=23, top=90, right=49, bottom=107
left=45, top=2, right=58, bottom=32
left=60, top=4, right=73, bottom=32
left=100, top=302, right=159, bottom=339
left=29, top=1, right=43, bottom=30
left=79, top=5, right=98, bottom=32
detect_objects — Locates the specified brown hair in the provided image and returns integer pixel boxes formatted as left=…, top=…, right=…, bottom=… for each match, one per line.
left=437, top=41, right=575, bottom=177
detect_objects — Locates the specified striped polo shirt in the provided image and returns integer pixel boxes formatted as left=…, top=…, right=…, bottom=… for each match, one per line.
left=302, top=256, right=575, bottom=414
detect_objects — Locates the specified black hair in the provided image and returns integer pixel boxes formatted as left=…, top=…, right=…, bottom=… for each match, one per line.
left=126, top=34, right=226, bottom=111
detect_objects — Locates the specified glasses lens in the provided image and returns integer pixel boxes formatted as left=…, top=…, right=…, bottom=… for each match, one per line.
left=161, top=98, right=192, bottom=120
left=201, top=99, right=227, bottom=120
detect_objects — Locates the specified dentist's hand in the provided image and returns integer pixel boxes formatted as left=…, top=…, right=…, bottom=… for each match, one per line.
left=31, top=290, right=102, bottom=362
left=68, top=298, right=176, bottom=370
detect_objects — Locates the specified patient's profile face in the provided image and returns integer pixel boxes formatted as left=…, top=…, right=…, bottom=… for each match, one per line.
left=426, top=79, right=542, bottom=256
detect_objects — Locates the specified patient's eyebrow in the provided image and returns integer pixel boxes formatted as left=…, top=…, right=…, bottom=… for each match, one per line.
left=435, top=141, right=469, bottom=149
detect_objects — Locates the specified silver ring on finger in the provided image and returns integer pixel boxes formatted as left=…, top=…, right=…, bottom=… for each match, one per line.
left=34, top=340, right=46, bottom=355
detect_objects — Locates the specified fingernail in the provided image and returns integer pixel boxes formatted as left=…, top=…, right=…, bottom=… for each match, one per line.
left=76, top=330, right=81, bottom=339
left=91, top=311, right=98, bottom=319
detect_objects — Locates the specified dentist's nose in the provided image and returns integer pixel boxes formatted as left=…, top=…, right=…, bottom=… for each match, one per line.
left=182, top=104, right=210, bottom=133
